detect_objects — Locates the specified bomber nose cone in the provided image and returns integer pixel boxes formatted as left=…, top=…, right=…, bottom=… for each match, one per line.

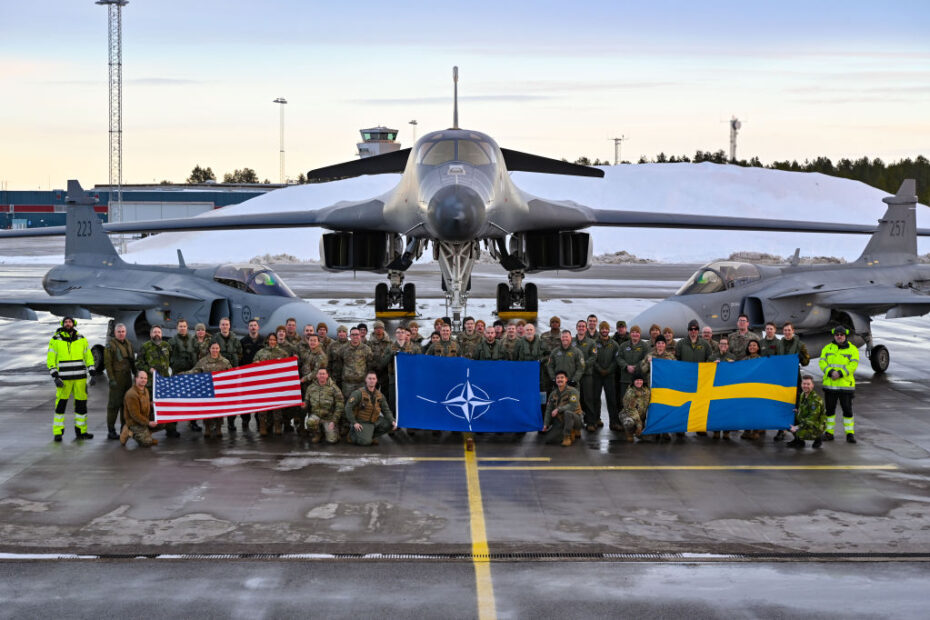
left=263, top=301, right=336, bottom=336
left=427, top=185, right=486, bottom=241
left=630, top=300, right=697, bottom=336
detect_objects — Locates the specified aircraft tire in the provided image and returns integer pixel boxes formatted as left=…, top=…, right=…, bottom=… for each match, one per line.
left=402, top=283, right=416, bottom=312
left=524, top=283, right=538, bottom=312
left=869, top=344, right=889, bottom=373
left=375, top=283, right=389, bottom=312
left=91, top=344, right=106, bottom=375
left=496, top=282, right=511, bottom=313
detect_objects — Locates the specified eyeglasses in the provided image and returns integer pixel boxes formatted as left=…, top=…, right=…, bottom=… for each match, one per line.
left=688, top=327, right=699, bottom=331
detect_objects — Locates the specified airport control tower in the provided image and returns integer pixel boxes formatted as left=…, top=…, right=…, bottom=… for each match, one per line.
left=357, top=126, right=400, bottom=158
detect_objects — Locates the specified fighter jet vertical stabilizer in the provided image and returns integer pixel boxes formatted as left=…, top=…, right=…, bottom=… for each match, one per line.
left=856, top=179, right=920, bottom=266
left=63, top=180, right=126, bottom=268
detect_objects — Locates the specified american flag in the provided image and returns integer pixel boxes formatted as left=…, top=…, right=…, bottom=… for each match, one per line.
left=153, top=356, right=302, bottom=423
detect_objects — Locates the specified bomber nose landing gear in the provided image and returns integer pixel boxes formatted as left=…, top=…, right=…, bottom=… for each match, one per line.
left=496, top=270, right=538, bottom=321
left=374, top=270, right=417, bottom=319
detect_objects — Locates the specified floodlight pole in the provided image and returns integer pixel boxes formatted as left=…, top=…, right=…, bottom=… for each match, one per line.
left=273, top=98, right=287, bottom=184
left=610, top=135, right=627, bottom=165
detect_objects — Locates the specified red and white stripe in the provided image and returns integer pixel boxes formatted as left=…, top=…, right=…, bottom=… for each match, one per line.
left=154, top=357, right=303, bottom=423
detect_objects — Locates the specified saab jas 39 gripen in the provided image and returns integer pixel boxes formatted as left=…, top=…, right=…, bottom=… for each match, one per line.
left=0, top=181, right=335, bottom=358
left=632, top=180, right=930, bottom=373
left=3, top=68, right=924, bottom=327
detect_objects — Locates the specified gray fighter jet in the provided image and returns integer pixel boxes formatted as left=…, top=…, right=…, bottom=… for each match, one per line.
left=5, top=69, right=925, bottom=325
left=0, top=181, right=335, bottom=360
left=631, top=180, right=930, bottom=372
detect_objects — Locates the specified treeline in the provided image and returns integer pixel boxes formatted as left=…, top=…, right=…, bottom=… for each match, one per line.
left=615, top=151, right=930, bottom=205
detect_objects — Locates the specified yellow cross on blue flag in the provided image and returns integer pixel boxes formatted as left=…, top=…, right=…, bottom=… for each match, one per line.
left=642, top=355, right=799, bottom=434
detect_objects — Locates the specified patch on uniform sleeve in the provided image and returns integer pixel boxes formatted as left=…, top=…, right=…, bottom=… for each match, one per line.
left=569, top=395, right=577, bottom=402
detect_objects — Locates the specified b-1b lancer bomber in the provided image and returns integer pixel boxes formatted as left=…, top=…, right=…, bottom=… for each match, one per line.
left=3, top=68, right=916, bottom=325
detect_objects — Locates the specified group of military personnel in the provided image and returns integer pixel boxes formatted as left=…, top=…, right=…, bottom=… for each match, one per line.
left=47, top=310, right=859, bottom=450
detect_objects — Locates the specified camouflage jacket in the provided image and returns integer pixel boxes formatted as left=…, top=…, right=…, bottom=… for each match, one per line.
left=188, top=355, right=232, bottom=374
left=213, top=332, right=243, bottom=367
left=277, top=337, right=299, bottom=358
left=640, top=350, right=676, bottom=381
left=304, top=379, right=344, bottom=421
left=426, top=339, right=459, bottom=357
left=456, top=331, right=484, bottom=359
left=495, top=336, right=523, bottom=361
left=386, top=341, right=418, bottom=380
left=193, top=335, right=212, bottom=359
left=318, top=335, right=335, bottom=354
left=547, top=344, right=585, bottom=383
left=540, top=330, right=562, bottom=353
left=728, top=330, right=760, bottom=361
left=367, top=334, right=393, bottom=374
left=795, top=389, right=826, bottom=440
left=345, top=387, right=394, bottom=426
left=168, top=333, right=199, bottom=374
left=298, top=345, right=328, bottom=382
left=254, top=345, right=289, bottom=362
left=703, top=338, right=721, bottom=359
left=340, top=342, right=373, bottom=383
left=104, top=337, right=135, bottom=382
left=622, top=385, right=651, bottom=419
left=544, top=386, right=582, bottom=427
left=138, top=339, right=171, bottom=377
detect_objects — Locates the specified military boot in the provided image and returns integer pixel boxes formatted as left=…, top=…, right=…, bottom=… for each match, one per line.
left=786, top=437, right=805, bottom=449
left=107, top=428, right=119, bottom=440
left=561, top=436, right=573, bottom=447
left=625, top=432, right=634, bottom=443
left=259, top=418, right=268, bottom=437
left=311, top=432, right=322, bottom=444
left=812, top=437, right=823, bottom=448
left=273, top=421, right=283, bottom=435
left=773, top=430, right=785, bottom=441
left=712, top=431, right=721, bottom=440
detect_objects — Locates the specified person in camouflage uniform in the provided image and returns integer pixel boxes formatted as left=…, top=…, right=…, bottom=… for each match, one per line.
left=495, top=323, right=523, bottom=361
left=728, top=314, right=760, bottom=361
left=168, top=318, right=203, bottom=433
left=138, top=325, right=179, bottom=438
left=193, top=323, right=212, bottom=358
left=641, top=335, right=675, bottom=442
left=237, top=319, right=264, bottom=431
left=253, top=333, right=290, bottom=436
left=476, top=329, right=499, bottom=361
left=302, top=367, right=344, bottom=444
left=540, top=316, right=562, bottom=353
left=712, top=336, right=737, bottom=440
left=621, top=372, right=650, bottom=442
left=284, top=318, right=302, bottom=352
left=367, top=320, right=393, bottom=392
left=338, top=327, right=374, bottom=409
left=316, top=323, right=334, bottom=355
left=701, top=326, right=720, bottom=359
left=547, top=330, right=585, bottom=389
left=516, top=323, right=549, bottom=399
left=213, top=317, right=243, bottom=432
left=662, top=327, right=678, bottom=357
left=573, top=320, right=598, bottom=431
left=183, top=342, right=233, bottom=438
left=773, top=321, right=810, bottom=441
left=345, top=371, right=396, bottom=446
left=329, top=326, right=350, bottom=386
left=407, top=321, right=424, bottom=353
left=120, top=371, right=164, bottom=447
left=104, top=322, right=135, bottom=440
left=786, top=375, right=826, bottom=449
left=591, top=321, right=620, bottom=431
left=298, top=333, right=328, bottom=382
left=456, top=317, right=483, bottom=360
left=617, top=326, right=649, bottom=418
left=427, top=324, right=459, bottom=357
left=542, top=371, right=583, bottom=446
left=740, top=340, right=765, bottom=441
left=383, top=326, right=418, bottom=413
left=274, top=325, right=297, bottom=357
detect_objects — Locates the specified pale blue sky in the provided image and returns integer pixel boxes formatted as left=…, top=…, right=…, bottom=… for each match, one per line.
left=2, top=1, right=928, bottom=188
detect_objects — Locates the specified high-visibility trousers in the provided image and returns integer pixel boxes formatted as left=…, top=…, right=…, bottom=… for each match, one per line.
left=53, top=379, right=88, bottom=436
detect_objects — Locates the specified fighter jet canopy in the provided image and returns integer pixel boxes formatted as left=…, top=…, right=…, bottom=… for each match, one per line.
left=676, top=261, right=763, bottom=295
left=213, top=264, right=297, bottom=298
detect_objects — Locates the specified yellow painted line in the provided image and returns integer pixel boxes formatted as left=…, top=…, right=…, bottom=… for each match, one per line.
left=478, top=464, right=899, bottom=472
left=410, top=457, right=551, bottom=463
left=465, top=441, right=497, bottom=620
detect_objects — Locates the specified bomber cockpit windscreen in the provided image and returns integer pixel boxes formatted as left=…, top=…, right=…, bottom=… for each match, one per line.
left=676, top=261, right=762, bottom=295
left=213, top=264, right=297, bottom=298
left=415, top=133, right=497, bottom=170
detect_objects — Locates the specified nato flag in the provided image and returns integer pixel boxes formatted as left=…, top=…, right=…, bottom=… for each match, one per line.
left=395, top=354, right=543, bottom=432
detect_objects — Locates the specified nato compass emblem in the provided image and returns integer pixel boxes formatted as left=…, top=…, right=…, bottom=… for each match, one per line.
left=416, top=368, right=520, bottom=431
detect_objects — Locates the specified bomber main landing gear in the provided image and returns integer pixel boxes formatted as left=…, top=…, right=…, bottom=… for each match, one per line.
left=496, top=270, right=538, bottom=321
left=374, top=270, right=417, bottom=319
left=869, top=344, right=889, bottom=373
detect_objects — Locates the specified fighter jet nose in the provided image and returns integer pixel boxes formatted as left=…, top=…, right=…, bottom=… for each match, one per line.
left=630, top=300, right=697, bottom=336
left=427, top=185, right=486, bottom=241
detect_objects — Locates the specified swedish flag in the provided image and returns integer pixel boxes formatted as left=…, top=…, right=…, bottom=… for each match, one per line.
left=642, top=355, right=798, bottom=435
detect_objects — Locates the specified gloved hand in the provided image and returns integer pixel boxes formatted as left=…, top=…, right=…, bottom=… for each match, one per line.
left=88, top=369, right=97, bottom=387
left=52, top=371, right=64, bottom=388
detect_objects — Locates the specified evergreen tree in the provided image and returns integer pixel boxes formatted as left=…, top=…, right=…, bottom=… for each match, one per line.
left=223, top=168, right=259, bottom=183
left=187, top=165, right=216, bottom=184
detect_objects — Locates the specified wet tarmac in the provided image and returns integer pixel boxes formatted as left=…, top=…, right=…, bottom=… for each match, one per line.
left=1, top=262, right=929, bottom=617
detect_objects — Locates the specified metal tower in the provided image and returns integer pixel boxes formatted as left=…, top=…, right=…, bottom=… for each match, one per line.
left=610, top=135, right=627, bottom=165
left=273, top=97, right=287, bottom=183
left=96, top=0, right=128, bottom=252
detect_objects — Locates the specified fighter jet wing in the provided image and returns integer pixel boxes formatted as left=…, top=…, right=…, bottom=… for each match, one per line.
left=0, top=198, right=390, bottom=238
left=0, top=288, right=182, bottom=321
left=812, top=286, right=930, bottom=309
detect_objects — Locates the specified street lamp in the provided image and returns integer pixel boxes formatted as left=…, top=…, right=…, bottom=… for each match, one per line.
left=273, top=97, right=287, bottom=183
left=409, top=119, right=418, bottom=144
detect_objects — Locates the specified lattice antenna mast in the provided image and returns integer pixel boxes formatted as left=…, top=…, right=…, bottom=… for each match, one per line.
left=96, top=0, right=128, bottom=253
left=610, top=135, right=627, bottom=165
left=273, top=98, right=287, bottom=183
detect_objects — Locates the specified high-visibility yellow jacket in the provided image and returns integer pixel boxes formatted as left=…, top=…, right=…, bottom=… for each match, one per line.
left=819, top=340, right=859, bottom=390
left=47, top=328, right=94, bottom=381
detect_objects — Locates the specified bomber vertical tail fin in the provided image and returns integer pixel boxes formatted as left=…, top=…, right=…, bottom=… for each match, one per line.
left=64, top=180, right=124, bottom=266
left=855, top=179, right=919, bottom=265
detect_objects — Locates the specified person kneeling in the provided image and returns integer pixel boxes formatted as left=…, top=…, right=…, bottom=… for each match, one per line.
left=621, top=372, right=650, bottom=443
left=787, top=374, right=826, bottom=449
left=121, top=371, right=163, bottom=447
left=345, top=371, right=396, bottom=446
left=542, top=371, right=583, bottom=447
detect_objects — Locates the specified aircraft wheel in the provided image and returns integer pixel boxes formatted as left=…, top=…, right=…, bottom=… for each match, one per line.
left=91, top=344, right=105, bottom=375
left=403, top=283, right=416, bottom=313
left=869, top=344, right=889, bottom=373
left=375, top=283, right=388, bottom=312
left=524, top=283, right=538, bottom=313
left=496, top=283, right=511, bottom=313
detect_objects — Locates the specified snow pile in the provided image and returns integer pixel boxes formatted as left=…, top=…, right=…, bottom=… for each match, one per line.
left=115, top=163, right=928, bottom=264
